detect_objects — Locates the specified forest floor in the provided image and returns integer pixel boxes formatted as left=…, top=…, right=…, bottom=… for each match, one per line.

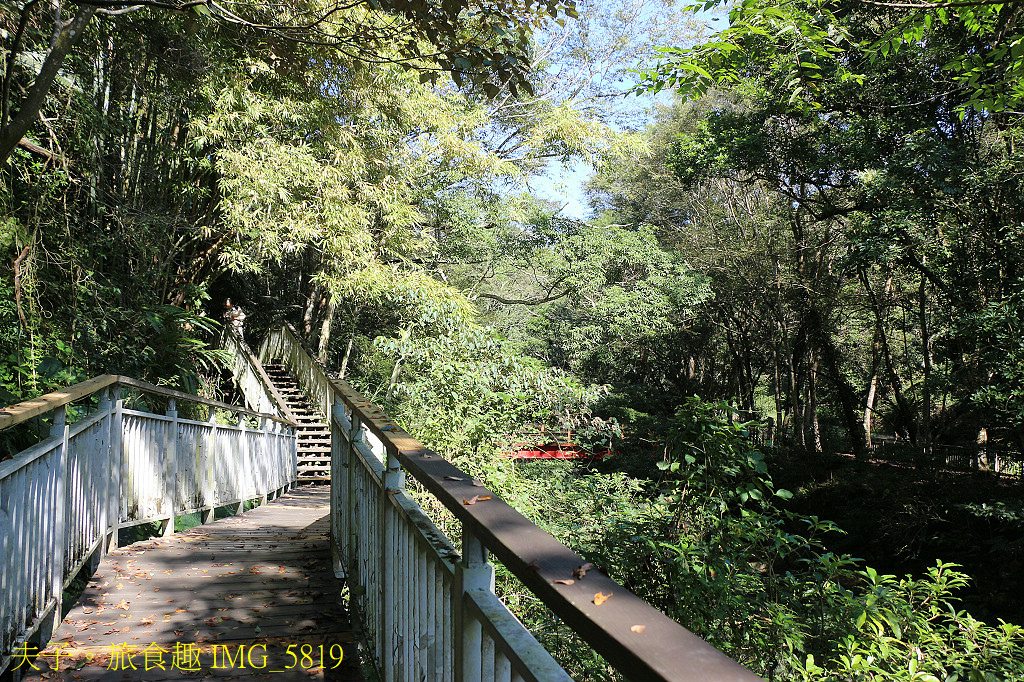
left=771, top=449, right=1024, bottom=625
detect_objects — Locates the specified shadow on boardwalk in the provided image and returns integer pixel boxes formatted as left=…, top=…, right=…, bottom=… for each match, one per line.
left=22, top=486, right=363, bottom=681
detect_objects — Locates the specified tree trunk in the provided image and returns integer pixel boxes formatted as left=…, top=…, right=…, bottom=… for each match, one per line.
left=809, top=349, right=823, bottom=453
left=338, top=305, right=361, bottom=379
left=977, top=426, right=989, bottom=471
left=864, top=370, right=878, bottom=449
left=804, top=305, right=867, bottom=458
left=317, top=299, right=336, bottom=362
left=919, top=273, right=933, bottom=454
left=303, top=285, right=322, bottom=336
left=339, top=336, right=355, bottom=379
left=0, top=5, right=97, bottom=163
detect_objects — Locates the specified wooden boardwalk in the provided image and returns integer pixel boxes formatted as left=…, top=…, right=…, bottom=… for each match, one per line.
left=22, top=487, right=363, bottom=681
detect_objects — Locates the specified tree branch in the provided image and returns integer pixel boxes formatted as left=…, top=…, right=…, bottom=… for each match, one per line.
left=475, top=290, right=571, bottom=306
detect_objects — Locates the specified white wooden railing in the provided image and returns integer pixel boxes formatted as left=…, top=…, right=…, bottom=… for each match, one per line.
left=260, top=323, right=759, bottom=682
left=0, top=376, right=297, bottom=674
left=222, top=329, right=298, bottom=422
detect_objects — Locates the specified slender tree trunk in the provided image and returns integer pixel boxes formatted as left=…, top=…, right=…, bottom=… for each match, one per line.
left=860, top=268, right=915, bottom=441
left=303, top=285, right=322, bottom=336
left=339, top=337, right=355, bottom=379
left=977, top=427, right=989, bottom=471
left=864, top=370, right=878, bottom=449
left=809, top=350, right=823, bottom=452
left=790, top=350, right=805, bottom=449
left=338, top=305, right=361, bottom=379
left=773, top=351, right=784, bottom=446
left=919, top=273, right=932, bottom=454
left=317, top=299, right=336, bottom=362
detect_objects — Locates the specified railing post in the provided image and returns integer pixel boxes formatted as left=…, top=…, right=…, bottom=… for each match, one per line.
left=39, top=405, right=69, bottom=645
left=162, top=399, right=177, bottom=537
left=454, top=527, right=495, bottom=682
left=347, top=411, right=362, bottom=581
left=92, top=389, right=112, bottom=571
left=108, top=386, right=123, bottom=551
left=382, top=445, right=405, bottom=681
left=258, top=416, right=269, bottom=506
left=238, top=413, right=250, bottom=506
left=200, top=407, right=216, bottom=523
left=330, top=395, right=348, bottom=579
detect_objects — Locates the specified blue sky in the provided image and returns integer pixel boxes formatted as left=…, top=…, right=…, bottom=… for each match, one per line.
left=527, top=3, right=725, bottom=221
left=530, top=158, right=594, bottom=219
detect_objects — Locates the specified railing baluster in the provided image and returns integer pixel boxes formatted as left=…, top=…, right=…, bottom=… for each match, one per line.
left=418, top=543, right=429, bottom=682
left=495, top=650, right=512, bottom=682
left=482, top=631, right=495, bottom=682
left=444, top=567, right=454, bottom=682
left=162, top=399, right=177, bottom=536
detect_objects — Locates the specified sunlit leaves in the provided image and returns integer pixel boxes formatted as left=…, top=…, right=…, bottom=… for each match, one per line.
left=642, top=0, right=1024, bottom=116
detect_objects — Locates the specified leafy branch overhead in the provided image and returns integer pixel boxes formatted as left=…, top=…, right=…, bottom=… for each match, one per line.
left=641, top=0, right=1024, bottom=114
left=0, top=0, right=579, bottom=163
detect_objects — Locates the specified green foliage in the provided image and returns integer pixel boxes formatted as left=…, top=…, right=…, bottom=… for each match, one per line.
left=642, top=0, right=1024, bottom=115
left=639, top=398, right=1024, bottom=679
left=968, top=281, right=1024, bottom=432
left=364, top=320, right=602, bottom=463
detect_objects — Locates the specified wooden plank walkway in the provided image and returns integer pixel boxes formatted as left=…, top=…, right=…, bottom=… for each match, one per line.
left=21, top=487, right=363, bottom=681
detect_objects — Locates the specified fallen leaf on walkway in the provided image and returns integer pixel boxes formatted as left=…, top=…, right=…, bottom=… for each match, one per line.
left=630, top=625, right=646, bottom=634
left=593, top=592, right=611, bottom=606
left=553, top=579, right=575, bottom=585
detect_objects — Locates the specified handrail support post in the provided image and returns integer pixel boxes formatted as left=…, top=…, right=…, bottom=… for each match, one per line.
left=38, top=405, right=69, bottom=646
left=454, top=527, right=495, bottom=682
left=108, top=386, right=122, bottom=552
left=162, top=399, right=177, bottom=537
left=330, top=396, right=348, bottom=579
left=381, top=447, right=405, bottom=681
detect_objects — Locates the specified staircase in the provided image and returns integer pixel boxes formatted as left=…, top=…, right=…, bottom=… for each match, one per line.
left=263, top=362, right=331, bottom=483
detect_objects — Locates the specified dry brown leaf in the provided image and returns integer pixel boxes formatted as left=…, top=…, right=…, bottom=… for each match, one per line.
left=593, top=592, right=612, bottom=606
left=573, top=562, right=594, bottom=579
left=443, top=475, right=464, bottom=481
left=527, top=560, right=541, bottom=571
left=463, top=496, right=479, bottom=505
left=630, top=625, right=646, bottom=634
left=553, top=579, right=575, bottom=585
left=472, top=478, right=485, bottom=487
